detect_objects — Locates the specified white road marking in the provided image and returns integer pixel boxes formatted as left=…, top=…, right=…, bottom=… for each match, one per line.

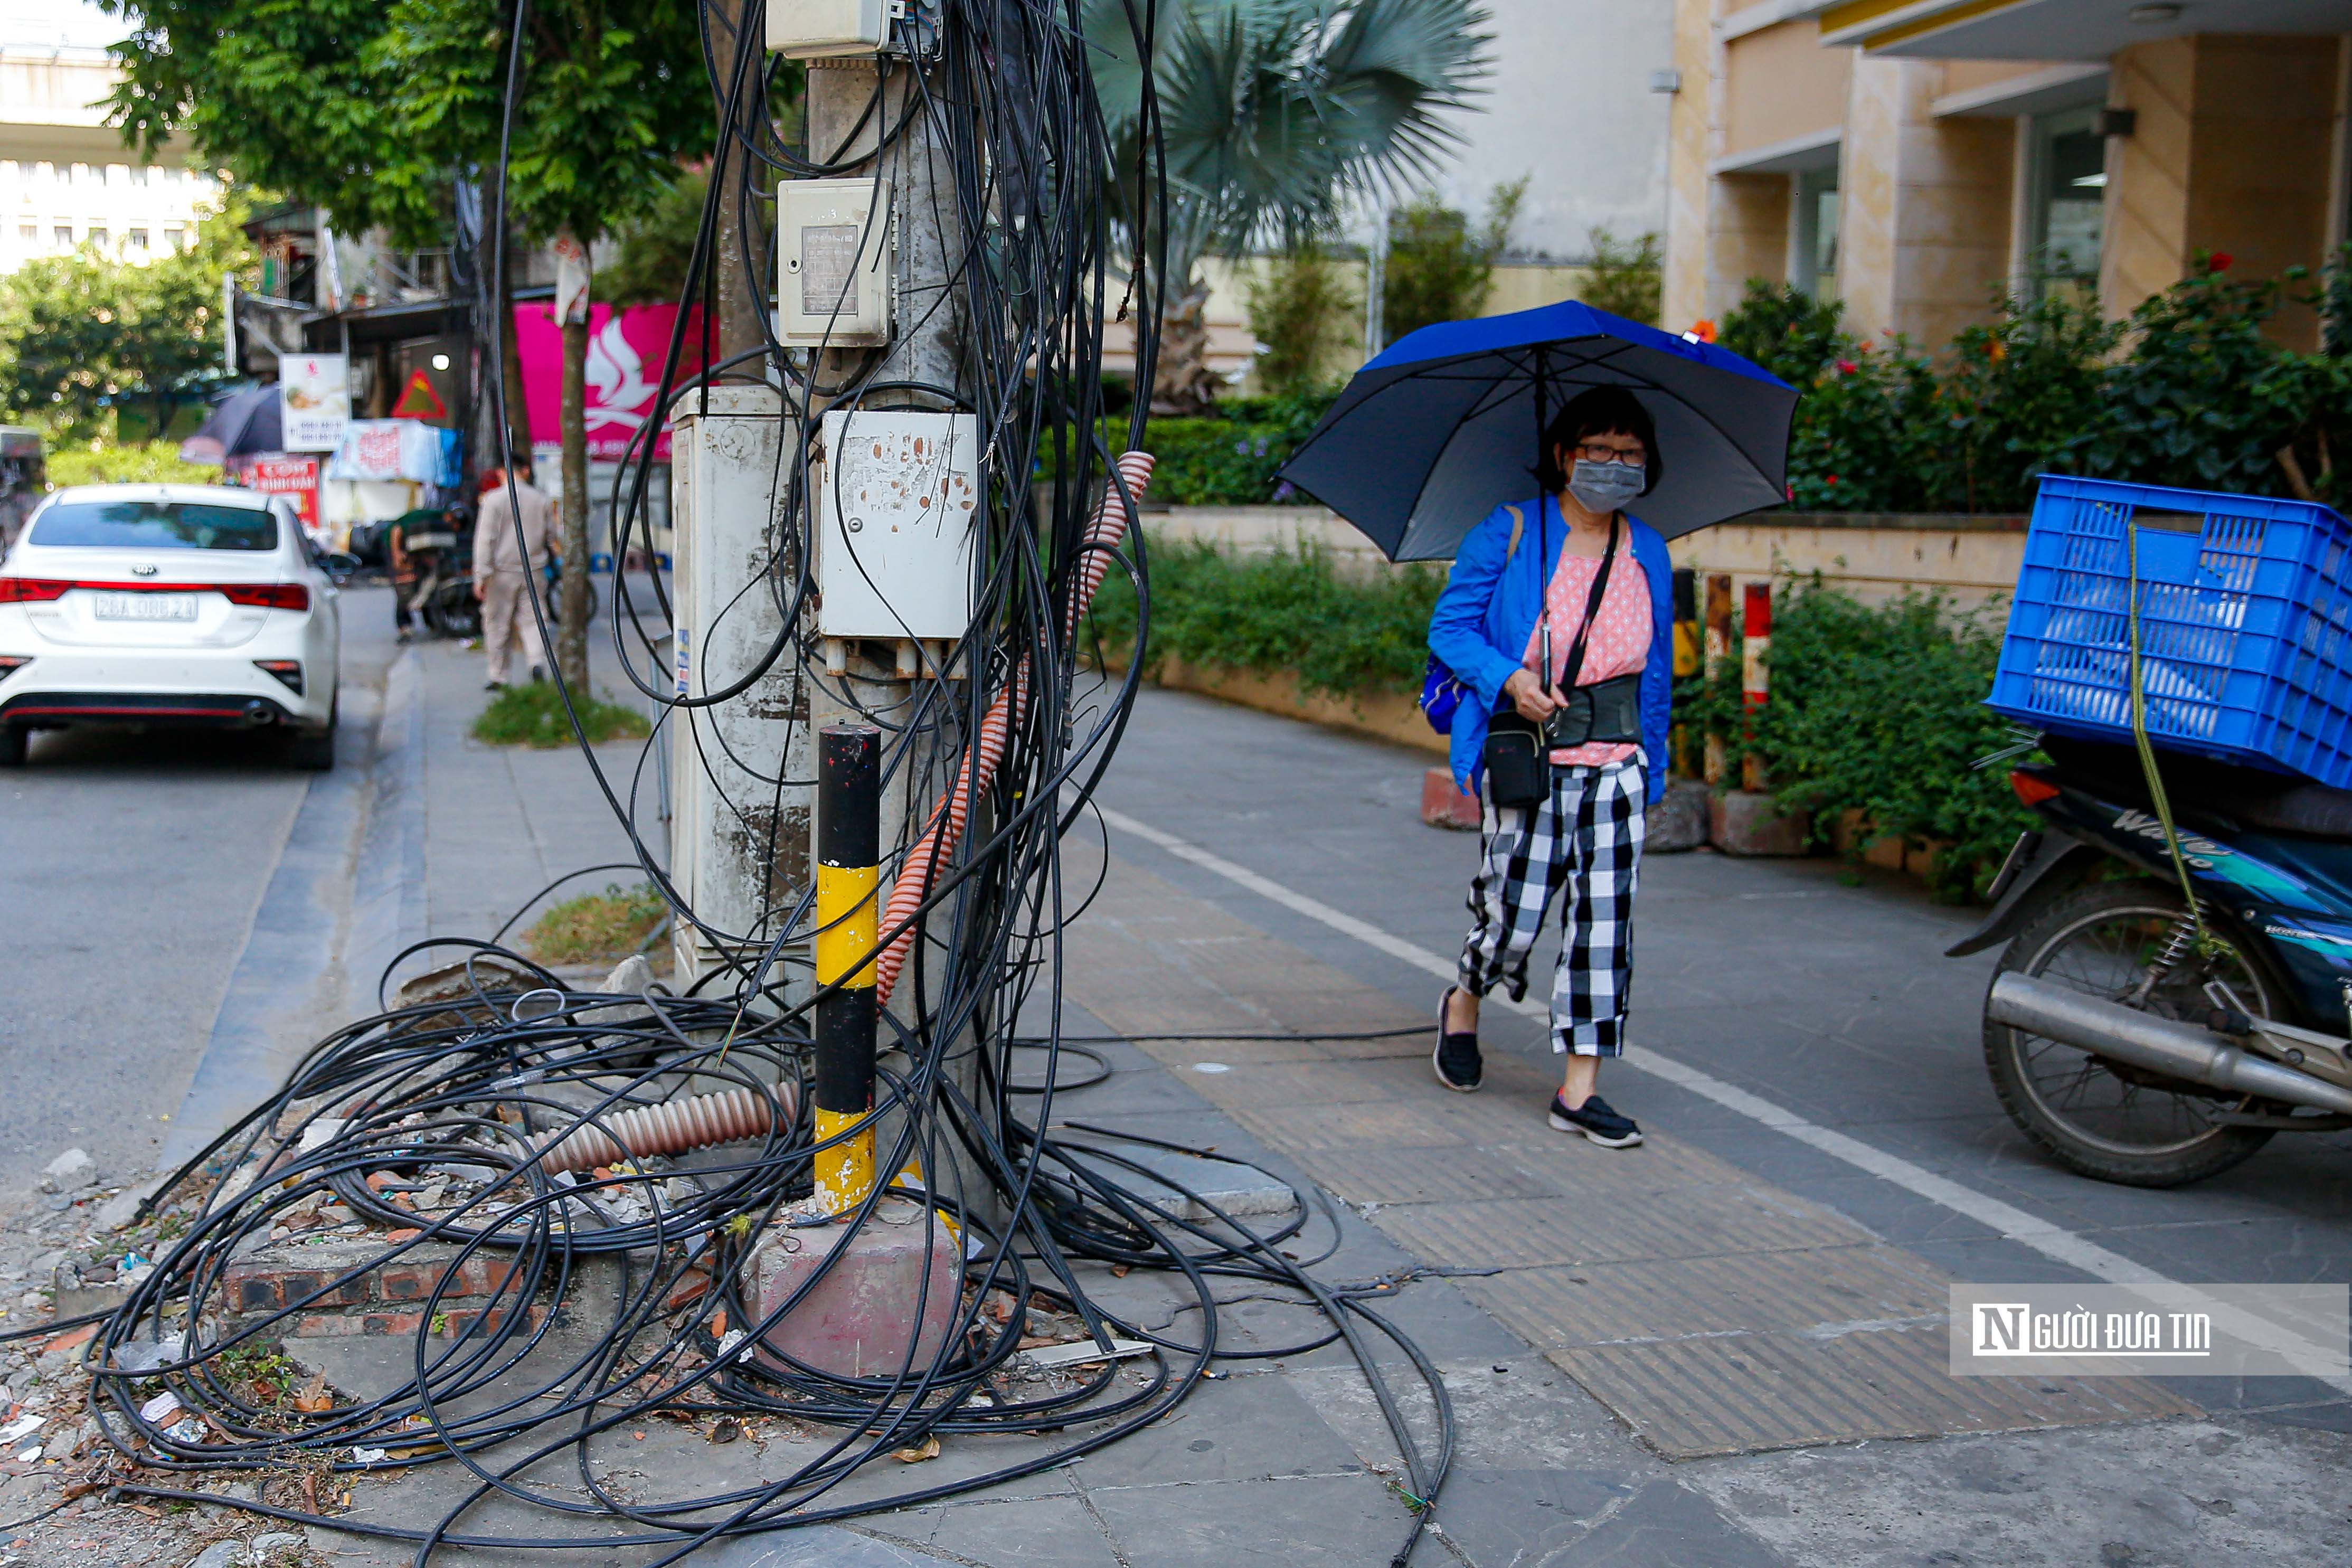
left=1097, top=805, right=2352, bottom=1396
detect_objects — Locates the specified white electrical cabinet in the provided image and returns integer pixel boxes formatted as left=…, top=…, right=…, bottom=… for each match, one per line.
left=766, top=0, right=889, bottom=58
left=815, top=409, right=979, bottom=640
left=778, top=178, right=893, bottom=346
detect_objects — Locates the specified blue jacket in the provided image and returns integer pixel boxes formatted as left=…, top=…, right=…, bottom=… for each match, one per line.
left=1429, top=495, right=1676, bottom=792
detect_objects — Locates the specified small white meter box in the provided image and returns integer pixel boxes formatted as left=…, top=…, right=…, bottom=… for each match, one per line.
left=815, top=409, right=980, bottom=640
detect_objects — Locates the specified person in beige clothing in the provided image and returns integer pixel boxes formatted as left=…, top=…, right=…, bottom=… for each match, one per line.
left=471, top=467, right=556, bottom=688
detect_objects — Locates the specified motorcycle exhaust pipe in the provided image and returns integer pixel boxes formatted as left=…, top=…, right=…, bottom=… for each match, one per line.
left=1987, top=972, right=2352, bottom=1116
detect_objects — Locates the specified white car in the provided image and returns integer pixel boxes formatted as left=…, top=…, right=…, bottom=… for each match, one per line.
left=0, top=483, right=345, bottom=769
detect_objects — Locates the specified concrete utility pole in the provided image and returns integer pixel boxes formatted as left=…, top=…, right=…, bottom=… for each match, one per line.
left=669, top=0, right=811, bottom=981
left=798, top=36, right=991, bottom=1222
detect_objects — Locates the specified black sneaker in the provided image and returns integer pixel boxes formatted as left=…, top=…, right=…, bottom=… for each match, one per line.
left=1548, top=1092, right=1642, bottom=1148
left=1432, top=987, right=1482, bottom=1093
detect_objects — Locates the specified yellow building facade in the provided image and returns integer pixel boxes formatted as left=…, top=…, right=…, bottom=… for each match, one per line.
left=1663, top=0, right=2352, bottom=351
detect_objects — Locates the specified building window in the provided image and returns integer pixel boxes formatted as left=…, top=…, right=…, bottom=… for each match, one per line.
left=2028, top=106, right=2105, bottom=296
left=1790, top=164, right=1840, bottom=301
left=89, top=227, right=108, bottom=247
left=128, top=228, right=148, bottom=250
left=53, top=225, right=72, bottom=247
left=163, top=225, right=185, bottom=251
left=127, top=165, right=148, bottom=187
left=17, top=224, right=34, bottom=244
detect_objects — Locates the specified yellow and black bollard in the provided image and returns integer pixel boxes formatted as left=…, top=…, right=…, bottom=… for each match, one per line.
left=814, top=724, right=881, bottom=1216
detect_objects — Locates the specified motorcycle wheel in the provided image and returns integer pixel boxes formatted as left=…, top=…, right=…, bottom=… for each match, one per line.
left=1984, top=879, right=2278, bottom=1188
left=427, top=584, right=483, bottom=641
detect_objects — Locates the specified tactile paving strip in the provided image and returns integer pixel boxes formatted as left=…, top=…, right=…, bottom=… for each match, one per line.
left=1553, top=1326, right=2198, bottom=1459
left=1062, top=847, right=2201, bottom=1456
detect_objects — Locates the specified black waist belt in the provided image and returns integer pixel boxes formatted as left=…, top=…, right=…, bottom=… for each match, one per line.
left=1537, top=671, right=1642, bottom=751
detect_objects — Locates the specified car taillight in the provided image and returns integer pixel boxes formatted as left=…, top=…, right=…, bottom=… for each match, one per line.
left=0, top=575, right=306, bottom=606
left=2010, top=769, right=2062, bottom=807
left=0, top=579, right=73, bottom=603
left=0, top=578, right=307, bottom=610
left=254, top=659, right=304, bottom=695
left=218, top=583, right=309, bottom=611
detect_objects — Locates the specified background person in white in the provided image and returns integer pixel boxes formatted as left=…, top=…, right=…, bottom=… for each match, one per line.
left=470, top=467, right=555, bottom=689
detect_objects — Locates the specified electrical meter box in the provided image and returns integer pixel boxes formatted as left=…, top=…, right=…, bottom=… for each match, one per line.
left=779, top=179, right=893, bottom=347
left=815, top=409, right=980, bottom=640
left=767, top=0, right=889, bottom=58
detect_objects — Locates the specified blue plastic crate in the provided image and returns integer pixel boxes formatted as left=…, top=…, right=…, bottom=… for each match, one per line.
left=1988, top=475, right=2352, bottom=788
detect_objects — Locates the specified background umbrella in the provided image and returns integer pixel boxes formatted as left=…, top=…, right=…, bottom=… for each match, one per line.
left=177, top=384, right=283, bottom=466
left=1278, top=301, right=1796, bottom=561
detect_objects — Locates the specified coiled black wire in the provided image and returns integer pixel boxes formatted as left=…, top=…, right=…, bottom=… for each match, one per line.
left=53, top=3, right=1456, bottom=1563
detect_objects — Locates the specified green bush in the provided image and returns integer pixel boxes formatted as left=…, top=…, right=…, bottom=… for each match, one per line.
left=1718, top=256, right=2352, bottom=514
left=1245, top=242, right=1360, bottom=396
left=1678, top=577, right=2035, bottom=900
left=1088, top=538, right=1443, bottom=699
left=44, top=440, right=220, bottom=488
left=1049, top=391, right=1340, bottom=506
left=1582, top=227, right=1662, bottom=327
left=473, top=681, right=653, bottom=748
left=1382, top=180, right=1525, bottom=344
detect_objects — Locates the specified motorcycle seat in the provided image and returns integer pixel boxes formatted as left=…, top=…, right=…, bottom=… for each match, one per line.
left=2041, top=736, right=2352, bottom=843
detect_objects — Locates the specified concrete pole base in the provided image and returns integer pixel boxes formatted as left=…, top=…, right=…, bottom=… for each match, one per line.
left=746, top=1202, right=964, bottom=1381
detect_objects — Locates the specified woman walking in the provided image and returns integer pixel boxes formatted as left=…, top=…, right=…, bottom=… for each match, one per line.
left=1427, top=385, right=1676, bottom=1148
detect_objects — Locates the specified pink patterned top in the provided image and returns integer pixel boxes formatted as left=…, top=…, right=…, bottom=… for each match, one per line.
left=1520, top=546, right=1652, bottom=767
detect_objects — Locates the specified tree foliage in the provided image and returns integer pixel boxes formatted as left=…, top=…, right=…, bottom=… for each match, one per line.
left=101, top=0, right=711, bottom=250
left=595, top=166, right=709, bottom=306
left=1381, top=177, right=1522, bottom=343
left=1580, top=226, right=1660, bottom=327
left=0, top=203, right=253, bottom=440
left=1244, top=241, right=1359, bottom=395
left=1082, top=0, right=1491, bottom=411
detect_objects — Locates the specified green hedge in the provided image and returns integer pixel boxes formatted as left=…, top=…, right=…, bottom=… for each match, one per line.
left=1087, top=538, right=1442, bottom=699
left=1723, top=256, right=2352, bottom=514
left=1678, top=577, right=2035, bottom=899
left=1050, top=391, right=1340, bottom=507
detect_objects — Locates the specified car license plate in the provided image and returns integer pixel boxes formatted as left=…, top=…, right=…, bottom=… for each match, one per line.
left=91, top=592, right=200, bottom=622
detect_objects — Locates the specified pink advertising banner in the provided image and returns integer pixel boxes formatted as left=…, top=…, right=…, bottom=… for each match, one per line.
left=512, top=303, right=706, bottom=462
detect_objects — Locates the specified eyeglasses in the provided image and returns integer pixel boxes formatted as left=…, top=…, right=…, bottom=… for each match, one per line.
left=1572, top=441, right=1646, bottom=466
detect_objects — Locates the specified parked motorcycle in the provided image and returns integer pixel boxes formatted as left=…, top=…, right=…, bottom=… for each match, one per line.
left=399, top=523, right=483, bottom=641
left=1950, top=734, right=2352, bottom=1187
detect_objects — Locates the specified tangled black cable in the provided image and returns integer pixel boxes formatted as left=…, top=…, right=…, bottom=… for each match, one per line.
left=48, top=3, right=1459, bottom=1564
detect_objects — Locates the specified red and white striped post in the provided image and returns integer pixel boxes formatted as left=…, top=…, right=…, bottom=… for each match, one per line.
left=1740, top=582, right=1771, bottom=793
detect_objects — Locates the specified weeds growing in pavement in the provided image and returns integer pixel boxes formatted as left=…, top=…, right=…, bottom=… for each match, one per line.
left=525, top=882, right=671, bottom=969
left=471, top=681, right=650, bottom=748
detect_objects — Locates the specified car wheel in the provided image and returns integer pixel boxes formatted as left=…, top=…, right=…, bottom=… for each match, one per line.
left=290, top=693, right=338, bottom=771
left=0, top=725, right=24, bottom=767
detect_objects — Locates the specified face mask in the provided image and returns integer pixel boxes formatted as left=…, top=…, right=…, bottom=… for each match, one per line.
left=1567, top=457, right=1645, bottom=514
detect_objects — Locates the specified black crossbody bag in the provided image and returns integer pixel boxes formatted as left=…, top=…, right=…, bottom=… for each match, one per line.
left=1484, top=515, right=1640, bottom=808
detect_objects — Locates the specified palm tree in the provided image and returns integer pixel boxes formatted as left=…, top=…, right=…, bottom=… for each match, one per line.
left=1084, top=0, right=1491, bottom=414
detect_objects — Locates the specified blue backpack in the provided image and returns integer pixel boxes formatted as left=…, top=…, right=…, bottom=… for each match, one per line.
left=1419, top=504, right=1526, bottom=734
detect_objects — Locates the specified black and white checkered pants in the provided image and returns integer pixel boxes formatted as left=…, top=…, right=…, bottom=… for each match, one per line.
left=1458, top=758, right=1647, bottom=1056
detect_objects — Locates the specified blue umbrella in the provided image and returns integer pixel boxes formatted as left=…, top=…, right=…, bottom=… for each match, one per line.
left=1277, top=301, right=1797, bottom=561
left=178, top=384, right=285, bottom=466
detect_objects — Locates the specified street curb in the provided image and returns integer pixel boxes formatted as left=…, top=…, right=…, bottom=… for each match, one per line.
left=344, top=647, right=429, bottom=1009
left=162, top=649, right=426, bottom=1169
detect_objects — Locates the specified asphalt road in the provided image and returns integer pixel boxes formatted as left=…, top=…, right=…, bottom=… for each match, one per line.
left=0, top=591, right=394, bottom=1193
